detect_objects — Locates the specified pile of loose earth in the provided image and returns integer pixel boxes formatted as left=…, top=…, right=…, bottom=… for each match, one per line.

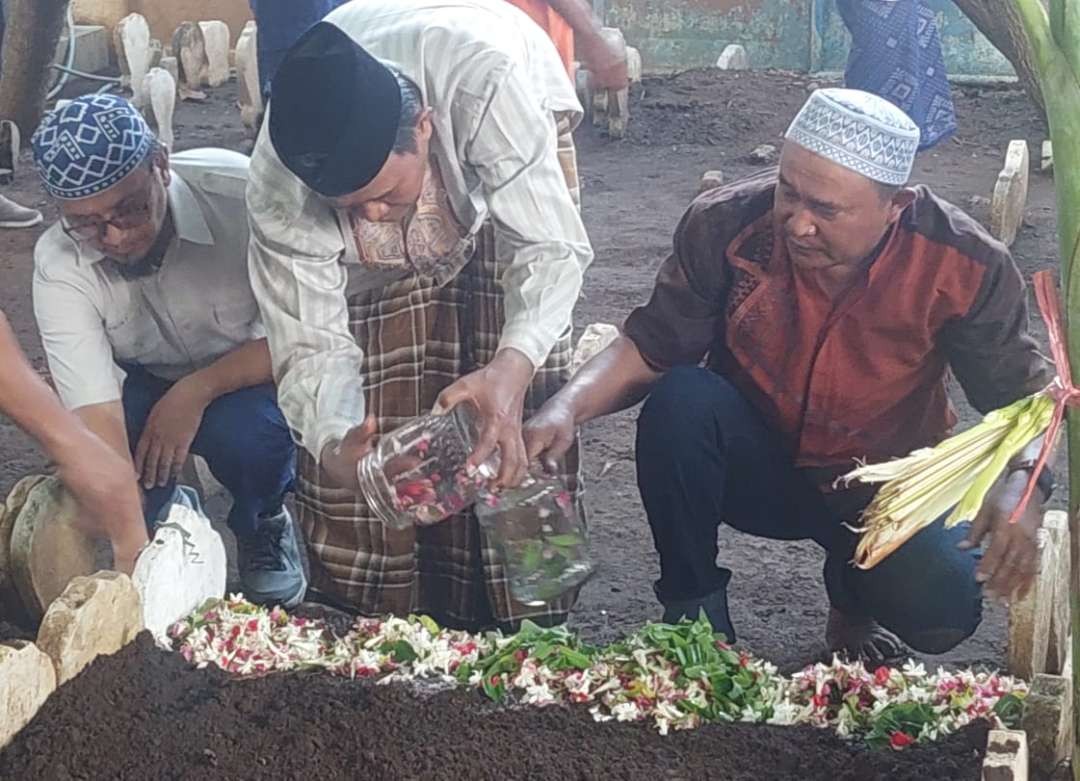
left=0, top=632, right=990, bottom=780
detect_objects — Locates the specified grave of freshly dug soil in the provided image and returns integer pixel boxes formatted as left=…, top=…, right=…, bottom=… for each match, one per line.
left=0, top=632, right=990, bottom=780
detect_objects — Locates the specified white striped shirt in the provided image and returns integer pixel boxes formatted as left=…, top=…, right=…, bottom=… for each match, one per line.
left=246, top=0, right=593, bottom=462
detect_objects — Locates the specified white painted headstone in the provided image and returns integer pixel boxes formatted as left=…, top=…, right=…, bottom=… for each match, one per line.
left=133, top=488, right=226, bottom=644
left=143, top=67, right=177, bottom=150
left=235, top=20, right=262, bottom=130
left=198, top=21, right=231, bottom=88
left=716, top=44, right=749, bottom=70
left=115, top=13, right=152, bottom=108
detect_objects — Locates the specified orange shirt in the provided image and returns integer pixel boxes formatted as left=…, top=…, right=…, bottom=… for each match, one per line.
left=505, top=0, right=575, bottom=77
left=624, top=169, right=1051, bottom=484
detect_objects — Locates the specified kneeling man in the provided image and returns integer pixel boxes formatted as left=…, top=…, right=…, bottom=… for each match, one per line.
left=31, top=95, right=305, bottom=606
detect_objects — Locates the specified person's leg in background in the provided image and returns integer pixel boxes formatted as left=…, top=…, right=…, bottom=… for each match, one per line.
left=0, top=0, right=44, bottom=230
left=187, top=382, right=304, bottom=607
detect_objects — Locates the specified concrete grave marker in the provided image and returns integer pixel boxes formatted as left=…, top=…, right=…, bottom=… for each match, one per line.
left=171, top=22, right=209, bottom=100
left=143, top=67, right=177, bottom=150
left=133, top=493, right=226, bottom=644
left=114, top=13, right=151, bottom=108
left=148, top=38, right=163, bottom=69
left=990, top=139, right=1030, bottom=247
left=982, top=729, right=1029, bottom=781
left=235, top=20, right=262, bottom=130
left=36, top=571, right=143, bottom=685
left=198, top=21, right=231, bottom=88
left=159, top=55, right=180, bottom=88
left=716, top=44, right=749, bottom=70
left=626, top=46, right=642, bottom=84
left=572, top=323, right=620, bottom=375
left=699, top=169, right=725, bottom=194
left=1041, top=140, right=1053, bottom=172
left=0, top=641, right=55, bottom=748
left=8, top=477, right=97, bottom=622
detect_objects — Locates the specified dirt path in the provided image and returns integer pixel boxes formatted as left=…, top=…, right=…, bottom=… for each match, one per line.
left=0, top=71, right=1056, bottom=672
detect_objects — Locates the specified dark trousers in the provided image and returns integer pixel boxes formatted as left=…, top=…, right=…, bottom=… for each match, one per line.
left=635, top=366, right=983, bottom=654
left=120, top=364, right=296, bottom=538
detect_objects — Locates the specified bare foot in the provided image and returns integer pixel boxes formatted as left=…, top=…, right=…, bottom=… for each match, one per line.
left=825, top=607, right=907, bottom=667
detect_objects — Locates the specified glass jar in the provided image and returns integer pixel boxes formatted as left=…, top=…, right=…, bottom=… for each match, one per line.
left=476, top=473, right=593, bottom=606
left=356, top=405, right=495, bottom=530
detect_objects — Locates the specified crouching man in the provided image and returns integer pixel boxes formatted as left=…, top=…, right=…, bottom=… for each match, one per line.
left=30, top=95, right=305, bottom=606
left=525, top=89, right=1052, bottom=662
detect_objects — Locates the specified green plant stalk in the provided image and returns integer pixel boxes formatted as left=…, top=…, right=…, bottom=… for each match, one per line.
left=1011, top=0, right=1080, bottom=774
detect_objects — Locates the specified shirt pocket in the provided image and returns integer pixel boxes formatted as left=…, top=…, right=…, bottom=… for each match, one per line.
left=212, top=298, right=262, bottom=341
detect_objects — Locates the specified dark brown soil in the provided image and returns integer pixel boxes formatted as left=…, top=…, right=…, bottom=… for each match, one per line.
left=0, top=70, right=1058, bottom=674
left=0, top=632, right=991, bottom=780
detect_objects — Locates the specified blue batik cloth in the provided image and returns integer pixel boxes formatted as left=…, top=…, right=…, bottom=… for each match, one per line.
left=837, top=0, right=957, bottom=150
left=248, top=0, right=348, bottom=97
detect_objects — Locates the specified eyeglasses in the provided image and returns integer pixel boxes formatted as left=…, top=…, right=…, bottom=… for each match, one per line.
left=60, top=187, right=155, bottom=243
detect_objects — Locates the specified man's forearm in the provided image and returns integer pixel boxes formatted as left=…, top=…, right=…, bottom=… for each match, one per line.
left=181, top=338, right=273, bottom=401
left=553, top=335, right=662, bottom=423
left=544, top=0, right=602, bottom=36
left=74, top=401, right=133, bottom=463
left=0, top=312, right=85, bottom=457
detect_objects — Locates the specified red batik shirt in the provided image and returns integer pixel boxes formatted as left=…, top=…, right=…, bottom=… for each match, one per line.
left=624, top=169, right=1051, bottom=486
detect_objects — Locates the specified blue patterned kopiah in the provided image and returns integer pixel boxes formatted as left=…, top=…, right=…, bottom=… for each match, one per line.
left=785, top=88, right=920, bottom=186
left=31, top=94, right=152, bottom=200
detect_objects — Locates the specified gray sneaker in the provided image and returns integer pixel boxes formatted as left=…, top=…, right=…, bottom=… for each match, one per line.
left=236, top=507, right=307, bottom=608
left=0, top=195, right=42, bottom=228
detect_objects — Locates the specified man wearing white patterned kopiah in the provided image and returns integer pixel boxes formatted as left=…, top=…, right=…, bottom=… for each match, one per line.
left=30, top=94, right=305, bottom=607
left=525, top=89, right=1052, bottom=663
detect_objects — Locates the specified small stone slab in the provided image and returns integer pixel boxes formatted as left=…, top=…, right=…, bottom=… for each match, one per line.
left=990, top=139, right=1029, bottom=247
left=716, top=44, right=749, bottom=70
left=1020, top=666, right=1072, bottom=778
left=114, top=13, right=151, bottom=108
left=8, top=477, right=97, bottom=622
left=143, top=67, right=176, bottom=150
left=699, top=169, right=725, bottom=194
left=198, top=21, right=231, bottom=88
left=36, top=571, right=142, bottom=685
left=148, top=38, right=163, bottom=69
left=607, top=87, right=629, bottom=139
left=0, top=640, right=56, bottom=748
left=982, top=729, right=1028, bottom=781
left=133, top=497, right=226, bottom=643
left=159, top=55, right=180, bottom=89
left=235, top=20, right=262, bottom=130
left=626, top=46, right=642, bottom=84
left=1042, top=510, right=1070, bottom=673
left=0, top=475, right=47, bottom=623
left=572, top=323, right=620, bottom=374
left=1040, top=140, right=1052, bottom=172
left=749, top=143, right=778, bottom=164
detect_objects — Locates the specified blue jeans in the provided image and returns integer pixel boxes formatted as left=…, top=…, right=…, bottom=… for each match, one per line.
left=120, top=364, right=296, bottom=539
left=635, top=366, right=983, bottom=654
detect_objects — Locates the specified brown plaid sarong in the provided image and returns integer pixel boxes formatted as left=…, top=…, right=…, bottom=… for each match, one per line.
left=297, top=118, right=585, bottom=631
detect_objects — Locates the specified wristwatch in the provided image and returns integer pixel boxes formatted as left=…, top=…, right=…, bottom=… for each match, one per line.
left=1008, top=458, right=1056, bottom=502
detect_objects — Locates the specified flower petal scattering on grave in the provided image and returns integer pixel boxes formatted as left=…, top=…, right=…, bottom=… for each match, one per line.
left=169, top=597, right=1026, bottom=747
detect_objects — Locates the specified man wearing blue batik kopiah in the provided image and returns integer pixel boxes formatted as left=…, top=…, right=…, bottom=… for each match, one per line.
left=30, top=94, right=305, bottom=607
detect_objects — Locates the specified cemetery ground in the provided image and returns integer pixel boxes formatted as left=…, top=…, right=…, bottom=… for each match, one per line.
left=0, top=70, right=1062, bottom=778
